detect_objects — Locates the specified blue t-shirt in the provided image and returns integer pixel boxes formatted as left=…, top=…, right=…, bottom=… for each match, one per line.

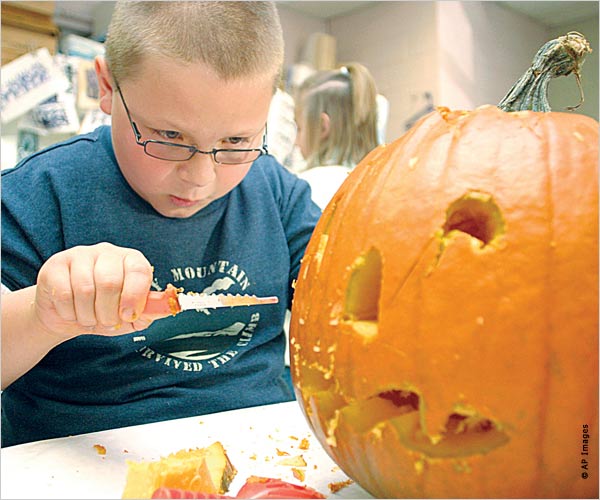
left=1, top=126, right=321, bottom=447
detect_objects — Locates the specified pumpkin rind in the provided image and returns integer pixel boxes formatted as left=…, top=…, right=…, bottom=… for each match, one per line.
left=290, top=105, right=598, bottom=498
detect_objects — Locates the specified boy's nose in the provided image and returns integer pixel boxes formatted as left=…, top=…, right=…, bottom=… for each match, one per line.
left=177, top=152, right=217, bottom=186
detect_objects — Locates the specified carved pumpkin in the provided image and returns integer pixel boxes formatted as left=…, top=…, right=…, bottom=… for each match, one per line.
left=290, top=33, right=598, bottom=498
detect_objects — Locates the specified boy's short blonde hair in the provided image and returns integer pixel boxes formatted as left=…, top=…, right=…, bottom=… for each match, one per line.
left=296, top=62, right=379, bottom=169
left=105, top=1, right=283, bottom=86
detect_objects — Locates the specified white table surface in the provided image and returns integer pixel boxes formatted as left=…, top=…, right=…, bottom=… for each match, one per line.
left=1, top=401, right=374, bottom=499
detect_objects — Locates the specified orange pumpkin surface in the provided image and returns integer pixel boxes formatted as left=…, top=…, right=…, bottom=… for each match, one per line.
left=290, top=34, right=598, bottom=499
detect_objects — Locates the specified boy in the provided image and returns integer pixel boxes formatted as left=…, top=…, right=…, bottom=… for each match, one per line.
left=1, top=1, right=321, bottom=447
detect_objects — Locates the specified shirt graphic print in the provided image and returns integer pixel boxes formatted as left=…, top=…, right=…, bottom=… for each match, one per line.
left=135, top=259, right=263, bottom=373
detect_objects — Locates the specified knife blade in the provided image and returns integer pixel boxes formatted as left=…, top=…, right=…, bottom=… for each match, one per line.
left=143, top=284, right=279, bottom=318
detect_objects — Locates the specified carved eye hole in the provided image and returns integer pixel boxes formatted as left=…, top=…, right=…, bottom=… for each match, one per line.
left=344, top=247, right=382, bottom=323
left=443, top=191, right=505, bottom=247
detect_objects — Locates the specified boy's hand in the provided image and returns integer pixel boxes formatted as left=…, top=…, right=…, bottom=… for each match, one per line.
left=35, top=243, right=155, bottom=339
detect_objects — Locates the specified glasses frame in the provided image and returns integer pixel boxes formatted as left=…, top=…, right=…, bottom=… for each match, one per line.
left=114, top=80, right=268, bottom=164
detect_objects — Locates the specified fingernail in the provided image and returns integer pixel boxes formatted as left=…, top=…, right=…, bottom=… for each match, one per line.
left=121, top=308, right=137, bottom=322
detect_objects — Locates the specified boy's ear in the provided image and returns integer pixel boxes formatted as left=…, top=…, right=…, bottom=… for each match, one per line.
left=95, top=56, right=114, bottom=115
left=320, top=112, right=331, bottom=139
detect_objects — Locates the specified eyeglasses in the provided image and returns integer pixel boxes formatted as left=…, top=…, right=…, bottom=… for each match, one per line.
left=115, top=81, right=268, bottom=164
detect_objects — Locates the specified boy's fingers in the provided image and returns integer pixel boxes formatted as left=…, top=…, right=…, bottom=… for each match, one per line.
left=93, top=252, right=125, bottom=327
left=69, top=253, right=98, bottom=327
left=38, top=253, right=77, bottom=323
left=119, top=251, right=153, bottom=323
left=36, top=244, right=155, bottom=334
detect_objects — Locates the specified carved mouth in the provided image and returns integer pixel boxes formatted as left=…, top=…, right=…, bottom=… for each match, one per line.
left=297, top=371, right=510, bottom=460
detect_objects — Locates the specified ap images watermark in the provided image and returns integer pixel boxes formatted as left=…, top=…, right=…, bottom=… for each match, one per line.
left=581, top=424, right=592, bottom=479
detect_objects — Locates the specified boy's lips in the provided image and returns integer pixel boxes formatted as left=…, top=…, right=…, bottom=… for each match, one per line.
left=169, top=195, right=201, bottom=207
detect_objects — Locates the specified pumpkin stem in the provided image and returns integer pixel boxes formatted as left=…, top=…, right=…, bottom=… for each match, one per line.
left=498, top=31, right=592, bottom=112
left=566, top=70, right=585, bottom=111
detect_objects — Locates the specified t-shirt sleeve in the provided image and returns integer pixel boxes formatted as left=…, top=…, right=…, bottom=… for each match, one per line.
left=1, top=172, right=60, bottom=291
left=280, top=176, right=322, bottom=307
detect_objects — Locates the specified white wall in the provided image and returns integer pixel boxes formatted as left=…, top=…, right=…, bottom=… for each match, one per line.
left=331, top=1, right=438, bottom=142
left=322, top=1, right=597, bottom=142
left=436, top=1, right=550, bottom=110
left=277, top=4, right=328, bottom=68
left=328, top=1, right=574, bottom=142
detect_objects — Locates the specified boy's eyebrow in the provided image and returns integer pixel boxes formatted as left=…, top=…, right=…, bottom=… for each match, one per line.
left=128, top=108, right=184, bottom=133
left=135, top=112, right=264, bottom=141
left=116, top=93, right=188, bottom=134
left=119, top=90, right=264, bottom=140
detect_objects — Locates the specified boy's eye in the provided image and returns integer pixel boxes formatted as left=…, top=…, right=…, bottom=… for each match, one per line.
left=157, top=130, right=182, bottom=141
left=222, top=137, right=250, bottom=148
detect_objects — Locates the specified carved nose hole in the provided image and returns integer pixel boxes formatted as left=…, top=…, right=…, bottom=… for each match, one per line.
left=443, top=191, right=505, bottom=247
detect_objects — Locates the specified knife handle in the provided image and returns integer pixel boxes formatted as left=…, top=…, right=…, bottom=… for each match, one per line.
left=143, top=286, right=182, bottom=318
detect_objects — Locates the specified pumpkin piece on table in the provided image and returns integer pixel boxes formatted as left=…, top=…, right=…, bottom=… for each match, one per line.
left=122, top=442, right=236, bottom=499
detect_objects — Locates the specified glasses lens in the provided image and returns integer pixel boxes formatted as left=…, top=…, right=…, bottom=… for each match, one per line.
left=145, top=142, right=194, bottom=161
left=215, top=149, right=261, bottom=165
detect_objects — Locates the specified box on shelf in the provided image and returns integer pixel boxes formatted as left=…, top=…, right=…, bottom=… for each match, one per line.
left=1, top=2, right=59, bottom=66
left=2, top=24, right=58, bottom=66
left=1, top=3, right=58, bottom=35
left=2, top=1, right=56, bottom=17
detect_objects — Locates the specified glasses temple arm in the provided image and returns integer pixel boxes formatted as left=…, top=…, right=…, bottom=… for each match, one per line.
left=262, top=124, right=269, bottom=155
left=114, top=80, right=143, bottom=142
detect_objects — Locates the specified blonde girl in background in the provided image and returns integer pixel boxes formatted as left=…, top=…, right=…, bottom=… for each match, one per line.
left=293, top=62, right=382, bottom=209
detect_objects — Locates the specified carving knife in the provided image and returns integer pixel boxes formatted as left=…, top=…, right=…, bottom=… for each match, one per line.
left=143, top=284, right=279, bottom=317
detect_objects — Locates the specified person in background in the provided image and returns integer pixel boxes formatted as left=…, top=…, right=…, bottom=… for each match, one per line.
left=266, top=87, right=297, bottom=166
left=1, top=1, right=321, bottom=447
left=293, top=62, right=382, bottom=209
